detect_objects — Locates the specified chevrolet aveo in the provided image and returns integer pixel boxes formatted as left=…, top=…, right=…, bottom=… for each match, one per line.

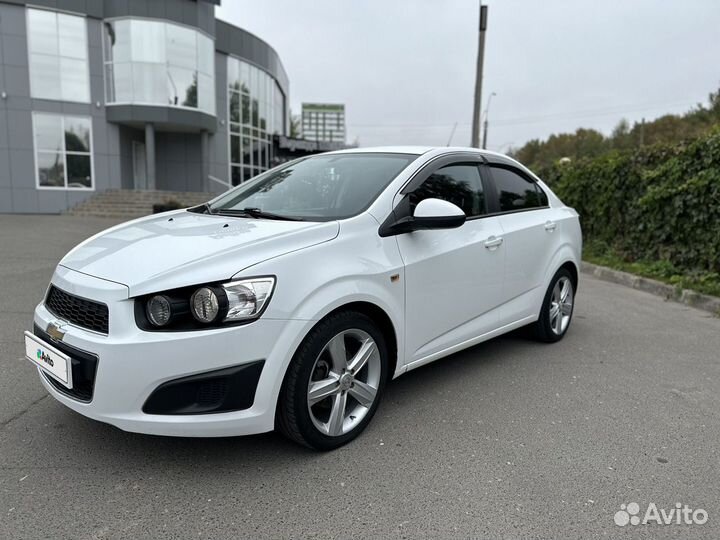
left=26, top=147, right=581, bottom=450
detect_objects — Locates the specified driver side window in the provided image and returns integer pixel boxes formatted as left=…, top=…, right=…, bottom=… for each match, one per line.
left=410, top=164, right=485, bottom=217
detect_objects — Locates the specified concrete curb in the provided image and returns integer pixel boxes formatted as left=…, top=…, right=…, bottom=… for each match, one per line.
left=580, top=262, right=720, bottom=316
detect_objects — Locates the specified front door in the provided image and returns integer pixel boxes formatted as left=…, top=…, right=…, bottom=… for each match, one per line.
left=396, top=161, right=506, bottom=366
left=132, top=141, right=147, bottom=190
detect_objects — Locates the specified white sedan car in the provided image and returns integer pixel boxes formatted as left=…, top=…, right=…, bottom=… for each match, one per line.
left=27, top=147, right=581, bottom=450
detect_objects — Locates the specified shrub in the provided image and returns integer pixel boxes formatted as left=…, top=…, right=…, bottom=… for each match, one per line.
left=542, top=127, right=720, bottom=275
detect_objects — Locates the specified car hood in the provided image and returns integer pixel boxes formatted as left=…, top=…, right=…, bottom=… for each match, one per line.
left=59, top=210, right=339, bottom=297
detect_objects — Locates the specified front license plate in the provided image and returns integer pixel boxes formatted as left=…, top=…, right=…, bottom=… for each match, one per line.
left=24, top=331, right=72, bottom=389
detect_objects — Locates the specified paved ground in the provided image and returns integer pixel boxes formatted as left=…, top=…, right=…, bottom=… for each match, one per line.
left=1, top=214, right=719, bottom=539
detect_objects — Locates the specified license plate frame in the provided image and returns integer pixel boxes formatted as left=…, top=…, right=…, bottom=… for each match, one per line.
left=24, top=331, right=73, bottom=389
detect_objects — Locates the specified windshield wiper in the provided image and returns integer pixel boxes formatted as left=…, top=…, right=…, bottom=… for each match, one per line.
left=213, top=207, right=303, bottom=221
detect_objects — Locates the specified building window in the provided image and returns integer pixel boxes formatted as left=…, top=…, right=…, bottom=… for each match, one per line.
left=301, top=104, right=346, bottom=143
left=26, top=8, right=90, bottom=103
left=227, top=57, right=286, bottom=185
left=34, top=113, right=93, bottom=190
left=103, top=19, right=216, bottom=115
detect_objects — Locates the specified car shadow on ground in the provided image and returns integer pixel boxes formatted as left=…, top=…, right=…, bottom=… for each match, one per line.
left=40, top=326, right=542, bottom=466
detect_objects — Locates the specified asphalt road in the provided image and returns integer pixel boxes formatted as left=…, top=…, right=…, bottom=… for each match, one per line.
left=1, top=214, right=719, bottom=539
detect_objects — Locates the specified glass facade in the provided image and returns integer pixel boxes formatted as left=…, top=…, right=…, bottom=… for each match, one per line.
left=227, top=56, right=286, bottom=185
left=34, top=113, right=93, bottom=189
left=103, top=19, right=216, bottom=115
left=27, top=8, right=90, bottom=103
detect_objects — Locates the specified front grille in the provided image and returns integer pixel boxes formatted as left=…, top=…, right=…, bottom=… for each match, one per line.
left=45, top=285, right=109, bottom=334
left=34, top=324, right=99, bottom=402
left=197, top=379, right=229, bottom=408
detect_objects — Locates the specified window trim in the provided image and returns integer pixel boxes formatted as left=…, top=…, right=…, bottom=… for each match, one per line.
left=389, top=152, right=552, bottom=225
left=33, top=112, right=95, bottom=192
left=395, top=153, right=494, bottom=222
left=409, top=161, right=489, bottom=220
left=26, top=7, right=91, bottom=104
left=399, top=152, right=486, bottom=194
left=482, top=163, right=550, bottom=216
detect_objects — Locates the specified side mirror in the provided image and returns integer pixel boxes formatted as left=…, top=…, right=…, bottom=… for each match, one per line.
left=412, top=198, right=466, bottom=230
left=378, top=197, right=466, bottom=237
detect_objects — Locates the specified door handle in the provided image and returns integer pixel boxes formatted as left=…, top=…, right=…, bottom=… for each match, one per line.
left=544, top=220, right=557, bottom=232
left=484, top=236, right=503, bottom=249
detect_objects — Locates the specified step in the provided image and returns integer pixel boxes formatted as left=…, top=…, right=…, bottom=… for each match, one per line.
left=66, top=189, right=217, bottom=218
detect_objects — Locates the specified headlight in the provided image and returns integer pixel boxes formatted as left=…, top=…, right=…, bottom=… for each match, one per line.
left=190, top=287, right=222, bottom=323
left=146, top=295, right=172, bottom=327
left=223, top=277, right=275, bottom=321
left=137, top=276, right=276, bottom=331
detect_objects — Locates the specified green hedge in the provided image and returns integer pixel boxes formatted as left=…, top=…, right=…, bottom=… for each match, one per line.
left=540, top=127, right=720, bottom=275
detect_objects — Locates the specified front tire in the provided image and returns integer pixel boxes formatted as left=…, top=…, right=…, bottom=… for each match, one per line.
left=277, top=310, right=389, bottom=450
left=533, top=268, right=575, bottom=343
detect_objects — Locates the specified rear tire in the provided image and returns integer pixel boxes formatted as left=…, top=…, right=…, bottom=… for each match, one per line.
left=276, top=310, right=388, bottom=451
left=533, top=268, right=575, bottom=343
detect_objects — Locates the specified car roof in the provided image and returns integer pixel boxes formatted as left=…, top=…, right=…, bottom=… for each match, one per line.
left=327, top=146, right=435, bottom=155
left=323, top=146, right=537, bottom=180
left=325, top=146, right=513, bottom=160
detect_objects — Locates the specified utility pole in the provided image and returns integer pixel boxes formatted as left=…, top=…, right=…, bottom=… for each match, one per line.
left=471, top=4, right=488, bottom=148
left=639, top=117, right=646, bottom=147
left=482, top=92, right=496, bottom=149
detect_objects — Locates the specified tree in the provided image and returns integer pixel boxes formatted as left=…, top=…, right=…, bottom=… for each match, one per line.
left=510, top=85, right=720, bottom=169
left=290, top=114, right=301, bottom=138
left=611, top=119, right=631, bottom=149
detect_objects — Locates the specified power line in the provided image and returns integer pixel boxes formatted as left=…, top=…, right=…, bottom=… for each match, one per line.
left=493, top=99, right=700, bottom=127
left=347, top=97, right=705, bottom=130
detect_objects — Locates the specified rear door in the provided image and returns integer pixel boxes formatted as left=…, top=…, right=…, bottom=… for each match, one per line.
left=395, top=158, right=505, bottom=365
left=484, top=163, right=561, bottom=324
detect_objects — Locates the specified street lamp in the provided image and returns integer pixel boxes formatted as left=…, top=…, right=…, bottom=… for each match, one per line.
left=482, top=92, right=497, bottom=150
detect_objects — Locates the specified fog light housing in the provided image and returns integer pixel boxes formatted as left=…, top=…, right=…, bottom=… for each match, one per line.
left=146, top=295, right=172, bottom=327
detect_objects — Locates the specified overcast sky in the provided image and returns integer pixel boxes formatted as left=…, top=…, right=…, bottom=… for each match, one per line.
left=217, top=0, right=720, bottom=151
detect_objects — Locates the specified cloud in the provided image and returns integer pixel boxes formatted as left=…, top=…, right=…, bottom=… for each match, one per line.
left=217, top=0, right=720, bottom=150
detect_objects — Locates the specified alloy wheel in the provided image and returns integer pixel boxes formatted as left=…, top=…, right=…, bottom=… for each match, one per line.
left=306, top=329, right=382, bottom=436
left=549, top=276, right=574, bottom=335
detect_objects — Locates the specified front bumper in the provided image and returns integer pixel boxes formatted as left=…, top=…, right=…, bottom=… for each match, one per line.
left=33, top=266, right=311, bottom=437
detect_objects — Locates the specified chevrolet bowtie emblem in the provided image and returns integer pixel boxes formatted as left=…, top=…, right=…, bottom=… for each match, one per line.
left=46, top=322, right=66, bottom=342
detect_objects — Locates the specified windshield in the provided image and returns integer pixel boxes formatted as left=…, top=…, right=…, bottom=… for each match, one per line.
left=208, top=153, right=418, bottom=221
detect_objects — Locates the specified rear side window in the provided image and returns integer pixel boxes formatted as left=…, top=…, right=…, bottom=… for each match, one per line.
left=411, top=164, right=485, bottom=217
left=490, top=166, right=547, bottom=212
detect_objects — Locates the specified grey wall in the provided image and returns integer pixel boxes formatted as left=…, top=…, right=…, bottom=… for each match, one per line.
left=207, top=50, right=229, bottom=190
left=118, top=126, right=144, bottom=190
left=0, top=2, right=32, bottom=213
left=155, top=132, right=203, bottom=192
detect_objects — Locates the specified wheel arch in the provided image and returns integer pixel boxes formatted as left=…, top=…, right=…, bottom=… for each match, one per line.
left=559, top=260, right=579, bottom=291
left=284, top=300, right=400, bottom=384
left=321, top=301, right=399, bottom=381
left=273, top=299, right=400, bottom=437
left=544, top=243, right=580, bottom=292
